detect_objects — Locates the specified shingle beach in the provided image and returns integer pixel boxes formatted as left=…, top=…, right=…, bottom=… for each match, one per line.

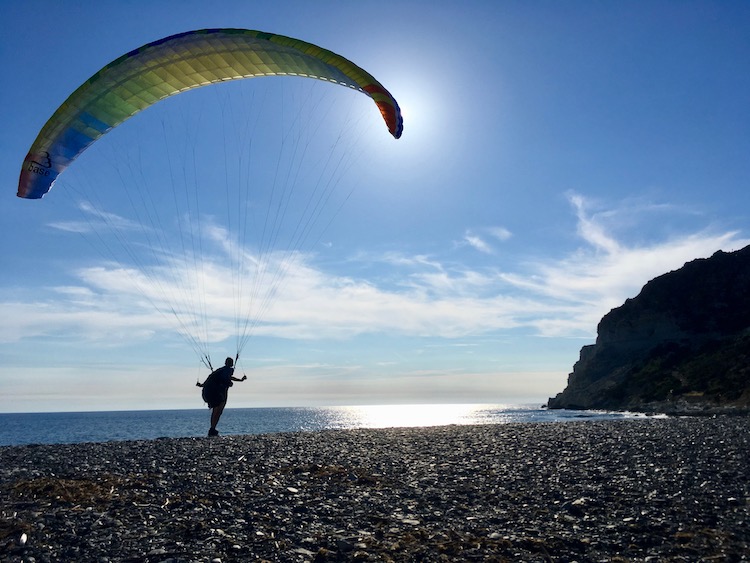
left=1, top=417, right=748, bottom=562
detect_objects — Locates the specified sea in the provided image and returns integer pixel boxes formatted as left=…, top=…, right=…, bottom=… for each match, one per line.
left=0, top=404, right=653, bottom=447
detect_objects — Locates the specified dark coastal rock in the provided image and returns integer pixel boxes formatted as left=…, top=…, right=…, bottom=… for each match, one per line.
left=548, top=245, right=750, bottom=413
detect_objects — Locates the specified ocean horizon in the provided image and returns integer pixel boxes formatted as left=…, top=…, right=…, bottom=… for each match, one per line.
left=0, top=404, right=655, bottom=447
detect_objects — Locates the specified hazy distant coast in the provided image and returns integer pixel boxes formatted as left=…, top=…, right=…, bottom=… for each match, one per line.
left=2, top=418, right=748, bottom=562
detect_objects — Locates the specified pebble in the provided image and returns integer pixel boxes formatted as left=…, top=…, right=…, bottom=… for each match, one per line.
left=0, top=417, right=748, bottom=561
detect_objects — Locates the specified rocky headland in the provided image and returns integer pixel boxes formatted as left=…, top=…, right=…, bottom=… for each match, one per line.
left=548, top=245, right=750, bottom=414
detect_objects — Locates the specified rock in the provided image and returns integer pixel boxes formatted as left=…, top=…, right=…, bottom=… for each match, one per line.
left=548, top=246, right=750, bottom=413
left=1, top=421, right=748, bottom=561
left=336, top=538, right=355, bottom=552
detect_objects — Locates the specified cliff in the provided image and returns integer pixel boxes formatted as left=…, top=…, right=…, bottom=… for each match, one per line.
left=547, top=245, right=750, bottom=414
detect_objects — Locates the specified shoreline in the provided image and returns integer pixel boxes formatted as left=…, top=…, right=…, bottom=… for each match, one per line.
left=0, top=405, right=650, bottom=448
left=2, top=417, right=748, bottom=561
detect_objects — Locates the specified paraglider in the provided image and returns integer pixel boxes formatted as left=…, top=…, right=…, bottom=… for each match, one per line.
left=18, top=28, right=402, bottom=200
left=16, top=29, right=402, bottom=373
left=197, top=356, right=247, bottom=436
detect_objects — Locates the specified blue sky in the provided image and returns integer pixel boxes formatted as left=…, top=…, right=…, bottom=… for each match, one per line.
left=2, top=1, right=749, bottom=412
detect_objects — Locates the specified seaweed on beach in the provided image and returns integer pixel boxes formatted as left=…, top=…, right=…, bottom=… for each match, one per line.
left=10, top=476, right=121, bottom=507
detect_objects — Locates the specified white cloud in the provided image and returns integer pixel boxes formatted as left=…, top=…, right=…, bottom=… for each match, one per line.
left=501, top=193, right=749, bottom=335
left=459, top=226, right=511, bottom=254
left=487, top=226, right=513, bottom=241
left=375, top=251, right=443, bottom=270
left=463, top=231, right=494, bottom=254
left=47, top=201, right=145, bottom=234
left=568, top=193, right=621, bottom=254
left=1, top=193, right=747, bottom=350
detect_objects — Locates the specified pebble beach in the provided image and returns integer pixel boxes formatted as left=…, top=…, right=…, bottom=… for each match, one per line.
left=1, top=417, right=748, bottom=562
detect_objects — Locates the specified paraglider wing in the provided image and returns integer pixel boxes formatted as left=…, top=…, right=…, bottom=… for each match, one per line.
left=18, top=29, right=403, bottom=200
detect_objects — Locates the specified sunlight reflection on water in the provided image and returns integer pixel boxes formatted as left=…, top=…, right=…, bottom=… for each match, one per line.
left=328, top=404, right=513, bottom=429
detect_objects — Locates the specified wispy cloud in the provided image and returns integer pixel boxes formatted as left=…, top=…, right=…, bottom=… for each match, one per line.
left=463, top=231, right=494, bottom=254
left=501, top=192, right=749, bottom=335
left=1, top=193, right=747, bottom=348
left=569, top=193, right=621, bottom=254
left=47, top=201, right=145, bottom=234
left=459, top=226, right=513, bottom=255
left=487, top=226, right=513, bottom=241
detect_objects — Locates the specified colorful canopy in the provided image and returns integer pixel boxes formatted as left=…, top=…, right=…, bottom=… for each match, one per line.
left=18, top=28, right=403, bottom=199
